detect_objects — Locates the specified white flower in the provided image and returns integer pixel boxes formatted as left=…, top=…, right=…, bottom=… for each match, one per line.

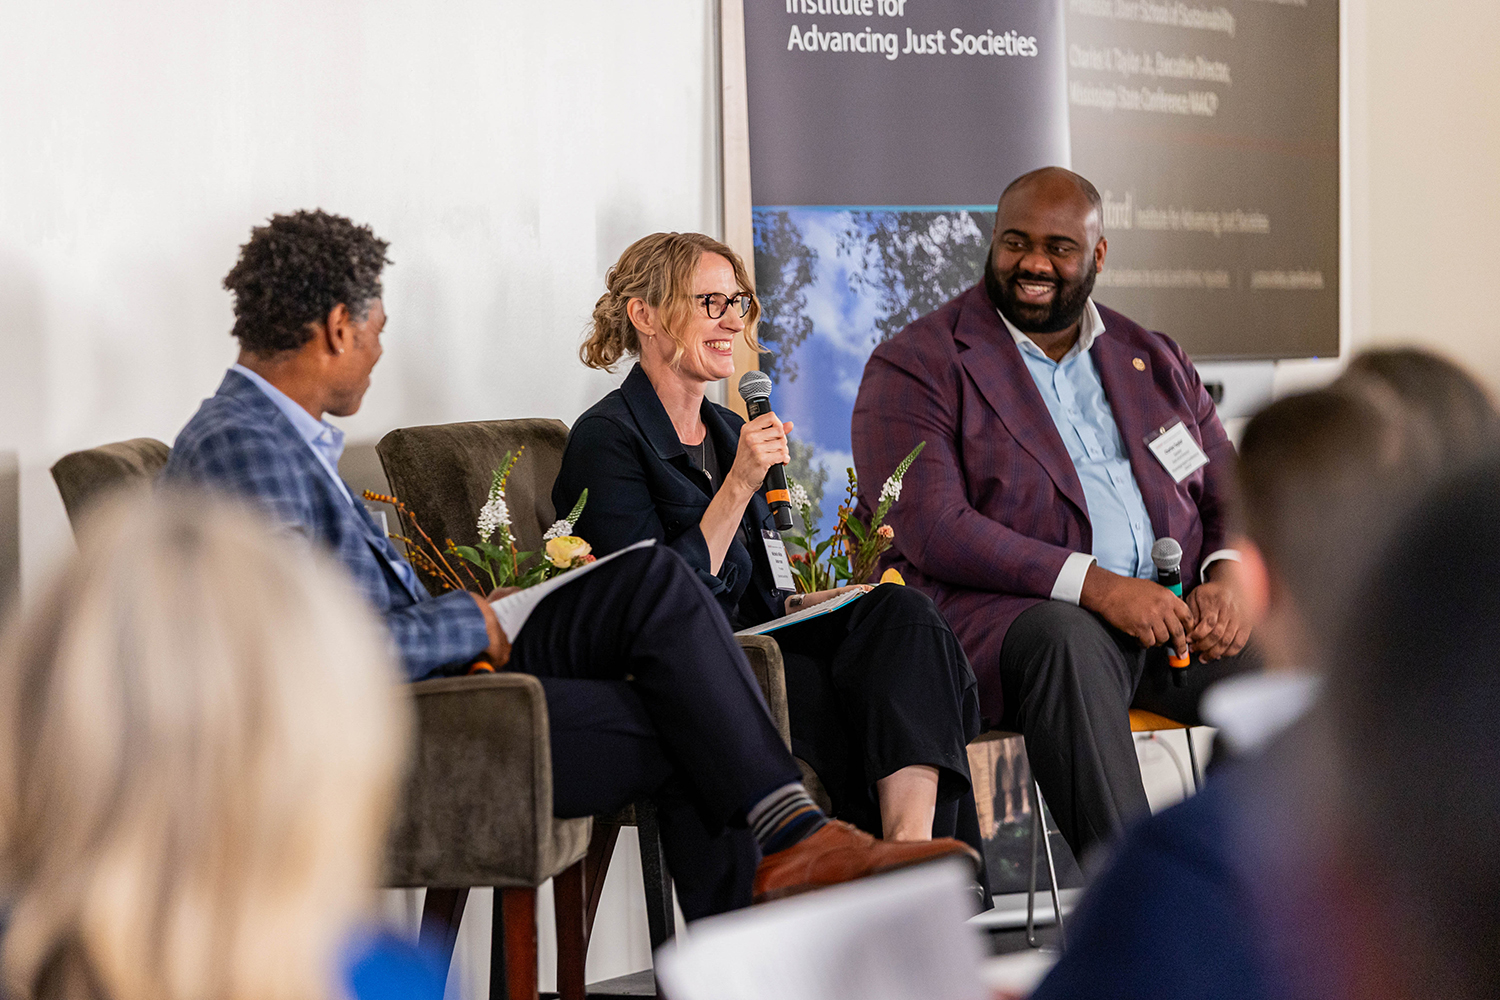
left=477, top=488, right=510, bottom=543
left=543, top=518, right=572, bottom=541
left=879, top=474, right=903, bottom=505
left=788, top=480, right=811, bottom=514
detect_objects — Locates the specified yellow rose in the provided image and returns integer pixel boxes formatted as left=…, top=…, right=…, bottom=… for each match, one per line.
left=546, top=535, right=592, bottom=568
left=879, top=567, right=906, bottom=586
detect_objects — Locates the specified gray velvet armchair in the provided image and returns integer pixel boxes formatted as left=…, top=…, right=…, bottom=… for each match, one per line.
left=51, top=438, right=591, bottom=1000
left=50, top=438, right=171, bottom=525
left=376, top=418, right=797, bottom=964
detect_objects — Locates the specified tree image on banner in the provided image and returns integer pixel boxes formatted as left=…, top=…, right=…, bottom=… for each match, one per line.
left=839, top=210, right=994, bottom=345
left=754, top=207, right=994, bottom=539
left=752, top=210, right=818, bottom=385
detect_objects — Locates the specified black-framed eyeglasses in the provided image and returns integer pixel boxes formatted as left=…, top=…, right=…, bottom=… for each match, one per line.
left=695, top=292, right=755, bottom=320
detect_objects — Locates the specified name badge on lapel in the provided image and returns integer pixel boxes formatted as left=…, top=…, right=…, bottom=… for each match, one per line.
left=1145, top=421, right=1209, bottom=483
left=761, top=529, right=797, bottom=592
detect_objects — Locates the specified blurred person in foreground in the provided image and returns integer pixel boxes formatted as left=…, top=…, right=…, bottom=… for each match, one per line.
left=1296, top=439, right=1500, bottom=999
left=1031, top=349, right=1498, bottom=999
left=0, top=491, right=442, bottom=1000
left=1339, top=346, right=1500, bottom=469
left=554, top=232, right=983, bottom=860
left=161, top=209, right=973, bottom=915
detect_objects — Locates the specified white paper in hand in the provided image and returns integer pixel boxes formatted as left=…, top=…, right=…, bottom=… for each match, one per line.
left=655, top=860, right=988, bottom=1000
left=489, top=539, right=655, bottom=642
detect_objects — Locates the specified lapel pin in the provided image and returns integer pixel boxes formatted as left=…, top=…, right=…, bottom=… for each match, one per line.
left=1132, top=357, right=1146, bottom=371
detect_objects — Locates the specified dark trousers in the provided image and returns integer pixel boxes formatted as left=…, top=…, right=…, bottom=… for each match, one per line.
left=998, top=601, right=1260, bottom=864
left=509, top=545, right=800, bottom=920
left=776, top=585, right=984, bottom=860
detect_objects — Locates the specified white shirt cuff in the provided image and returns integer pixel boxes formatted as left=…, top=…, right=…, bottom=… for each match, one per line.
left=1051, top=552, right=1098, bottom=605
left=1200, top=548, right=1242, bottom=581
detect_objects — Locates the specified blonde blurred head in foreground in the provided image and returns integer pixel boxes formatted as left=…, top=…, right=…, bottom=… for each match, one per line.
left=0, top=491, right=412, bottom=1000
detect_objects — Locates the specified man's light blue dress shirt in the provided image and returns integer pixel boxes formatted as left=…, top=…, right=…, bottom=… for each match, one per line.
left=230, top=364, right=421, bottom=597
left=999, top=303, right=1157, bottom=585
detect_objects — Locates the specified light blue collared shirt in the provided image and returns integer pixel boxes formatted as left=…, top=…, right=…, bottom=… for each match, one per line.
left=230, top=364, right=421, bottom=597
left=1000, top=302, right=1158, bottom=584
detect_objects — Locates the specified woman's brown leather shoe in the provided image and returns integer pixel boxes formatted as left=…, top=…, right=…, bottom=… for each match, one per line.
left=752, top=819, right=981, bottom=903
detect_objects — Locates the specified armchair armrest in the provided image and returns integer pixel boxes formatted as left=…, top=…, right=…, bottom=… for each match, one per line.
left=386, top=672, right=591, bottom=890
left=736, top=634, right=791, bottom=750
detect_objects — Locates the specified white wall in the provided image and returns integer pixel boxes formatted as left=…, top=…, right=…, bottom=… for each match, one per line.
left=0, top=3, right=720, bottom=990
left=1360, top=0, right=1500, bottom=382
left=0, top=0, right=721, bottom=598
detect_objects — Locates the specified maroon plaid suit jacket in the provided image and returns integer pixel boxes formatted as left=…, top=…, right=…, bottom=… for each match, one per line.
left=851, top=283, right=1236, bottom=722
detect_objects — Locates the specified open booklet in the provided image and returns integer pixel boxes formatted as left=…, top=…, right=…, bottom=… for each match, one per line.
left=734, top=588, right=864, bottom=636
left=655, top=858, right=989, bottom=1000
left=490, top=538, right=656, bottom=642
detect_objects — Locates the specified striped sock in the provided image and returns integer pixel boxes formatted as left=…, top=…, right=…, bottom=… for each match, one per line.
left=748, top=782, right=829, bottom=855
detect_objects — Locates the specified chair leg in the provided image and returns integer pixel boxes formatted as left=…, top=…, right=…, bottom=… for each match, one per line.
left=419, top=888, right=469, bottom=974
left=584, top=817, right=622, bottom=943
left=554, top=862, right=587, bottom=1000
left=635, top=800, right=676, bottom=949
left=491, top=887, right=539, bottom=1000
left=1036, top=780, right=1066, bottom=950
left=1185, top=728, right=1201, bottom=793
left=1026, top=781, right=1040, bottom=948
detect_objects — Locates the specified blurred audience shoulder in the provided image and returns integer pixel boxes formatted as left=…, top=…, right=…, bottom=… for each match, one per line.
left=0, top=488, right=416, bottom=1000
left=1232, top=380, right=1439, bottom=671
left=1337, top=346, right=1500, bottom=470
left=1031, top=346, right=1500, bottom=1000
left=1232, top=345, right=1500, bottom=675
left=1316, top=457, right=1500, bottom=1000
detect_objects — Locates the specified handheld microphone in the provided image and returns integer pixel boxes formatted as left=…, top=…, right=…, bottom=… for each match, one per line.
left=1151, top=537, right=1192, bottom=686
left=737, top=371, right=795, bottom=531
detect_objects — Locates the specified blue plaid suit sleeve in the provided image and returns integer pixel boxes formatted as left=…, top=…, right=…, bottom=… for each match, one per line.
left=163, top=389, right=489, bottom=680
left=854, top=338, right=1076, bottom=597
left=379, top=589, right=491, bottom=681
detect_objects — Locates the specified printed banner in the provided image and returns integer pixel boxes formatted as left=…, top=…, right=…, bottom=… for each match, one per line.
left=745, top=0, right=1339, bottom=537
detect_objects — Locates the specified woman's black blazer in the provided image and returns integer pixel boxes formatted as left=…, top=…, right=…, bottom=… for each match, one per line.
left=553, top=363, right=787, bottom=627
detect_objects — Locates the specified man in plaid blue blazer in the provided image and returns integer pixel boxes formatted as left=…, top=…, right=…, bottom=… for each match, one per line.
left=164, top=209, right=977, bottom=917
left=164, top=362, right=490, bottom=680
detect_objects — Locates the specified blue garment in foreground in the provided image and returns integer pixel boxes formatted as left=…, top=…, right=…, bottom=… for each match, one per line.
left=1029, top=765, right=1277, bottom=1000
left=344, top=931, right=447, bottom=1000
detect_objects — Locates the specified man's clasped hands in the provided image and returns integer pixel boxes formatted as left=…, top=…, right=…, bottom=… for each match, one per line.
left=1079, top=559, right=1250, bottom=662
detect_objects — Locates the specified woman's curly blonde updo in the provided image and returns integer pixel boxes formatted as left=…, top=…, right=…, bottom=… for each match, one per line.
left=582, top=232, right=761, bottom=371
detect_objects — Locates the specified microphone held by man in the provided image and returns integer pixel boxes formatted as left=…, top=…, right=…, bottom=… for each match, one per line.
left=1151, top=537, right=1193, bottom=685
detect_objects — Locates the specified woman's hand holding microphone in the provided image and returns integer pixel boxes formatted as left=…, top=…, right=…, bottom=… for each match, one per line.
left=727, top=411, right=794, bottom=500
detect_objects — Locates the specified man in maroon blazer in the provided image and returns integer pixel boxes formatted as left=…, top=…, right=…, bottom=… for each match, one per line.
left=851, top=168, right=1258, bottom=859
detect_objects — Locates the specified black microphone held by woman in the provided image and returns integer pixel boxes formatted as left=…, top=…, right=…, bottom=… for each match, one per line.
left=738, top=370, right=795, bottom=531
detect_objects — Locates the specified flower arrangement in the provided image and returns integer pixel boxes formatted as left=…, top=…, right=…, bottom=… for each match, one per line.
left=364, top=446, right=593, bottom=595
left=784, top=441, right=925, bottom=592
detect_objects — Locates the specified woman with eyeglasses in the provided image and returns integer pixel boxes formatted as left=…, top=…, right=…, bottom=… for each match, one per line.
left=555, top=232, right=984, bottom=864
